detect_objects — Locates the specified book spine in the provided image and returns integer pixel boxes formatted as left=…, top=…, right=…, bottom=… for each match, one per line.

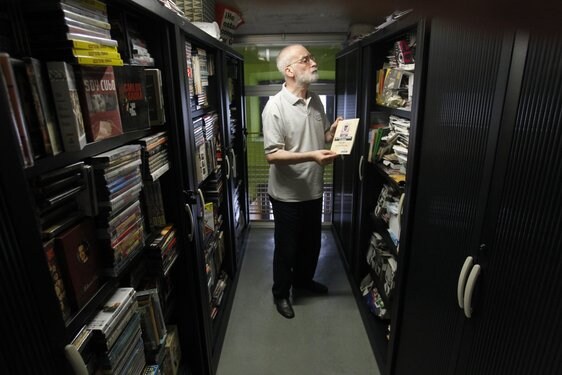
left=25, top=58, right=63, bottom=155
left=74, top=55, right=123, bottom=66
left=46, top=61, right=87, bottom=152
left=0, top=53, right=35, bottom=167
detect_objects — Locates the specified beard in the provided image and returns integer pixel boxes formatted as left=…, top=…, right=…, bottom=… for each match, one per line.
left=296, top=70, right=319, bottom=85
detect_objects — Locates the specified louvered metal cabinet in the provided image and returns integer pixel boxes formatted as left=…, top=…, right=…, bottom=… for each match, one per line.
left=333, top=45, right=362, bottom=269
left=392, top=21, right=562, bottom=375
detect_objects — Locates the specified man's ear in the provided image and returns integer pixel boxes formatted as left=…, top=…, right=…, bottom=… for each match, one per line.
left=285, top=66, right=295, bottom=78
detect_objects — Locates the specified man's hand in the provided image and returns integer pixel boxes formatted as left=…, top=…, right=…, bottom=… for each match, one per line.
left=325, top=116, right=344, bottom=142
left=312, top=150, right=338, bottom=166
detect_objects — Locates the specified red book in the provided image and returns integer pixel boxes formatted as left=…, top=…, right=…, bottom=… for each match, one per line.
left=55, top=219, right=101, bottom=309
left=76, top=65, right=123, bottom=142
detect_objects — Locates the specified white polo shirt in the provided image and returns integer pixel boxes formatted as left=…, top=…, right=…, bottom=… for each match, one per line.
left=262, top=84, right=331, bottom=202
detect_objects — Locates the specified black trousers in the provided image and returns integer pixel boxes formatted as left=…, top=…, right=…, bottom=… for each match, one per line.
left=269, top=196, right=323, bottom=299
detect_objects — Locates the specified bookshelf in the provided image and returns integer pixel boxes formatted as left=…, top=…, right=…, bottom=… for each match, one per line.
left=334, top=13, right=427, bottom=374
left=336, top=13, right=562, bottom=375
left=0, top=0, right=248, bottom=374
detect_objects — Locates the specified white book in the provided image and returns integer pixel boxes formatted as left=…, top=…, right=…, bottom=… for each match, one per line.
left=47, top=61, right=87, bottom=152
left=331, top=118, right=360, bottom=155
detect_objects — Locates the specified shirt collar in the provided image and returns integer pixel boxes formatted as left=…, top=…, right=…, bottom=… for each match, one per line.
left=281, top=83, right=308, bottom=106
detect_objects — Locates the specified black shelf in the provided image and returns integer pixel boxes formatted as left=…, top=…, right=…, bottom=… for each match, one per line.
left=191, top=106, right=217, bottom=119
left=373, top=105, right=412, bottom=120
left=25, top=129, right=154, bottom=178
left=373, top=162, right=405, bottom=192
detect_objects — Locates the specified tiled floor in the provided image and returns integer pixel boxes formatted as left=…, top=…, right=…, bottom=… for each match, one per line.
left=216, top=225, right=380, bottom=375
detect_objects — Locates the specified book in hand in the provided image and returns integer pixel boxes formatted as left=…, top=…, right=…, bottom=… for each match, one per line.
left=47, top=61, right=88, bottom=152
left=76, top=65, right=123, bottom=142
left=55, top=218, right=101, bottom=310
left=114, top=65, right=149, bottom=132
left=331, top=118, right=360, bottom=155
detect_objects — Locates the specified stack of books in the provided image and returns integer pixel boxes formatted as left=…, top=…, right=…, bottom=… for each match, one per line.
left=24, top=0, right=124, bottom=66
left=137, top=131, right=169, bottom=182
left=87, top=287, right=146, bottom=374
left=90, top=145, right=145, bottom=276
left=381, top=115, right=410, bottom=177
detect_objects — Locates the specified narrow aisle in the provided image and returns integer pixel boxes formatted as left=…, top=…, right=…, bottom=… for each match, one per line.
left=217, top=226, right=380, bottom=375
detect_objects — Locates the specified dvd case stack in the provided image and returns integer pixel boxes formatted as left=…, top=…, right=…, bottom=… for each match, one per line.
left=147, top=225, right=178, bottom=278
left=184, top=42, right=197, bottom=111
left=191, top=47, right=210, bottom=110
left=87, top=287, right=147, bottom=374
left=142, top=179, right=167, bottom=231
left=137, top=131, right=169, bottom=182
left=90, top=144, right=145, bottom=276
left=23, top=0, right=124, bottom=66
left=210, top=271, right=228, bottom=320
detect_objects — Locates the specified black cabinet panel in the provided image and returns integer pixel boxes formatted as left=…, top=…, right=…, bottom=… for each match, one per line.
left=461, top=33, right=562, bottom=375
left=394, top=20, right=510, bottom=375
left=333, top=47, right=361, bottom=267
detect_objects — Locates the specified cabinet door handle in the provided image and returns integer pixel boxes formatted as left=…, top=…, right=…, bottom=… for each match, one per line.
left=358, top=155, right=364, bottom=181
left=230, top=148, right=237, bottom=179
left=197, top=188, right=205, bottom=218
left=64, top=345, right=88, bottom=375
left=457, top=256, right=474, bottom=309
left=463, top=264, right=481, bottom=318
left=225, top=153, right=231, bottom=180
left=184, top=203, right=194, bottom=242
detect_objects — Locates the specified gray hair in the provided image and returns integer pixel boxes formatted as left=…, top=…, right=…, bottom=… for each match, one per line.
left=276, top=44, right=304, bottom=73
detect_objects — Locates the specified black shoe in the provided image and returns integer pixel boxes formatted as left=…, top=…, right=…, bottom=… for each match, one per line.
left=274, top=298, right=295, bottom=319
left=294, top=280, right=328, bottom=295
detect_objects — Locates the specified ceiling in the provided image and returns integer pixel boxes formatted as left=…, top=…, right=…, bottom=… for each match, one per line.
left=217, top=0, right=562, bottom=37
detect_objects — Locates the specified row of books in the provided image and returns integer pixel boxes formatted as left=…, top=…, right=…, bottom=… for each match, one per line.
left=368, top=114, right=410, bottom=185
left=37, top=137, right=171, bottom=316
left=375, top=35, right=416, bottom=110
left=68, top=286, right=179, bottom=374
left=185, top=42, right=214, bottom=112
left=0, top=52, right=165, bottom=166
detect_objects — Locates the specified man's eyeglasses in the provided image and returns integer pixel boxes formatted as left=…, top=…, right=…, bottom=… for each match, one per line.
left=286, top=54, right=316, bottom=68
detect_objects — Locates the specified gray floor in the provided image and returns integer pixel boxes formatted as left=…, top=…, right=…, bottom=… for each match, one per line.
left=216, top=225, right=380, bottom=375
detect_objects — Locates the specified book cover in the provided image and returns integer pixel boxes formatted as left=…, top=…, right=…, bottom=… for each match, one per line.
left=0, top=53, right=35, bottom=166
left=24, top=57, right=63, bottom=155
left=43, top=239, right=72, bottom=320
left=76, top=65, right=123, bottom=142
left=144, top=68, right=165, bottom=125
left=114, top=65, right=149, bottom=132
left=55, top=218, right=101, bottom=309
left=46, top=61, right=88, bottom=152
left=331, top=118, right=360, bottom=155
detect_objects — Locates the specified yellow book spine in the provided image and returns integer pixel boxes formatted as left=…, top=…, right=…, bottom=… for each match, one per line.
left=73, top=48, right=121, bottom=58
left=74, top=55, right=124, bottom=66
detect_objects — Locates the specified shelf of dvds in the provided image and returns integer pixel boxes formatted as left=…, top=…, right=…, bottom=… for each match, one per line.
left=0, top=0, right=248, bottom=374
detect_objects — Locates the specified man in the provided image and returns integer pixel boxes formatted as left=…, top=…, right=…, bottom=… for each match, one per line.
left=262, top=44, right=342, bottom=319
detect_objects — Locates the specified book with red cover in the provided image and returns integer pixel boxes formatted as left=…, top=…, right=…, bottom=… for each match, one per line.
left=76, top=65, right=123, bottom=142
left=113, top=65, right=149, bottom=132
left=55, top=218, right=101, bottom=309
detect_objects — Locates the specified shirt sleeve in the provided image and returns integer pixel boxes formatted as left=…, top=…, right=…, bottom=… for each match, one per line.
left=262, top=101, right=285, bottom=154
